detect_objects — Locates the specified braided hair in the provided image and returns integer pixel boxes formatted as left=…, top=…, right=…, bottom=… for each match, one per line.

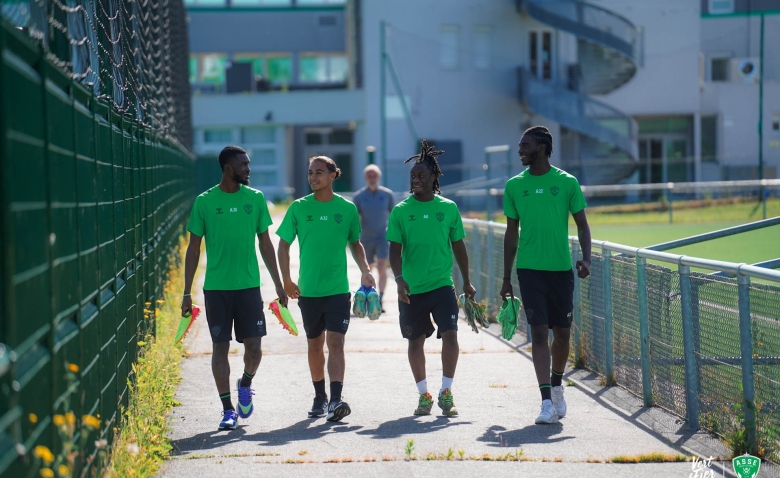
left=404, top=140, right=444, bottom=194
left=523, top=126, right=553, bottom=158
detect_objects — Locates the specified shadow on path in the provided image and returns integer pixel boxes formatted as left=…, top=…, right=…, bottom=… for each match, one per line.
left=478, top=424, right=573, bottom=448
left=356, top=416, right=473, bottom=440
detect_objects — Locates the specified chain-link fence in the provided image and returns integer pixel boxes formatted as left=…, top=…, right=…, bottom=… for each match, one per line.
left=455, top=218, right=780, bottom=464
left=0, top=2, right=193, bottom=475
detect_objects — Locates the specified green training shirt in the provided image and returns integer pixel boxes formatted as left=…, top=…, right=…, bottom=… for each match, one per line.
left=187, top=185, right=273, bottom=291
left=386, top=195, right=466, bottom=294
left=276, top=194, right=361, bottom=297
left=503, top=166, right=587, bottom=271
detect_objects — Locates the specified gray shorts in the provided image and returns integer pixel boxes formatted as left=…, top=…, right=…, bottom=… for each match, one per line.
left=362, top=238, right=389, bottom=263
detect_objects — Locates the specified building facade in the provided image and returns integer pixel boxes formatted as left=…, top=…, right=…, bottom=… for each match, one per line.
left=187, top=0, right=780, bottom=198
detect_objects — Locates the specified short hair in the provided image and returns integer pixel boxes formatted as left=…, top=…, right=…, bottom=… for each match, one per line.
left=218, top=145, right=247, bottom=171
left=309, top=156, right=342, bottom=179
left=364, top=164, right=382, bottom=176
left=523, top=126, right=553, bottom=158
left=404, top=139, right=444, bottom=194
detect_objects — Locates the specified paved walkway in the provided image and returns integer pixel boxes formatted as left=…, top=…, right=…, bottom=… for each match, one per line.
left=160, top=213, right=738, bottom=478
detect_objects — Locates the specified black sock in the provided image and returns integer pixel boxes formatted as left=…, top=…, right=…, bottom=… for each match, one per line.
left=220, top=393, right=234, bottom=411
left=240, top=370, right=254, bottom=388
left=539, top=384, right=552, bottom=402
left=330, top=381, right=343, bottom=403
left=551, top=369, right=564, bottom=387
left=313, top=379, right=327, bottom=399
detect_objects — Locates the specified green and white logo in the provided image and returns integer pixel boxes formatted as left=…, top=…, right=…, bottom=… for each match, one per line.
left=733, top=454, right=761, bottom=478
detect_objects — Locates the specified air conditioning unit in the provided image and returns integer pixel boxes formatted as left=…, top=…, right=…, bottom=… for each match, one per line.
left=731, top=57, right=760, bottom=84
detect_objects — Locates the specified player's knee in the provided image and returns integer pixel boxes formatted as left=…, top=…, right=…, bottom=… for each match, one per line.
left=441, top=331, right=458, bottom=348
left=245, top=339, right=262, bottom=358
left=530, top=329, right=549, bottom=347
left=326, top=333, right=345, bottom=352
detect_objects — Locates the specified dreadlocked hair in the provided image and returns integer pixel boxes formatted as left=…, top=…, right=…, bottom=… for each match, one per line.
left=523, top=125, right=553, bottom=158
left=404, top=140, right=444, bottom=194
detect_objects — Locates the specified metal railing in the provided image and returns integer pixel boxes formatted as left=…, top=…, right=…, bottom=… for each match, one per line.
left=455, top=218, right=780, bottom=458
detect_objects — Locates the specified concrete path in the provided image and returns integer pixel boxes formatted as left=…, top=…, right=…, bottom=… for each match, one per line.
left=160, top=214, right=739, bottom=478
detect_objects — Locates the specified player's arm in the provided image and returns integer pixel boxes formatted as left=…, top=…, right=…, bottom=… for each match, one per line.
left=181, top=233, right=202, bottom=315
left=451, top=240, right=476, bottom=300
left=388, top=241, right=410, bottom=304
left=501, top=217, right=520, bottom=299
left=348, top=240, right=376, bottom=288
left=572, top=210, right=592, bottom=279
left=259, top=231, right=288, bottom=306
left=277, top=239, right=300, bottom=299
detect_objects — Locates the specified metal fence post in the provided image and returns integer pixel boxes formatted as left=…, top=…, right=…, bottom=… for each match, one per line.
left=636, top=257, right=653, bottom=406
left=486, top=223, right=495, bottom=314
left=737, top=274, right=757, bottom=454
left=679, top=264, right=700, bottom=430
left=572, top=242, right=582, bottom=365
left=602, top=247, right=614, bottom=384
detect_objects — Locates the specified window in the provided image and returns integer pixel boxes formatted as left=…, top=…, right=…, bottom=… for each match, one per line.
left=709, top=0, right=734, bottom=15
left=328, top=130, right=353, bottom=145
left=231, top=0, right=291, bottom=5
left=710, top=57, right=729, bottom=82
left=185, top=0, right=226, bottom=6
left=297, top=0, right=346, bottom=5
left=266, top=55, right=292, bottom=83
left=772, top=112, right=780, bottom=134
left=439, top=25, right=460, bottom=70
left=189, top=55, right=198, bottom=84
left=474, top=25, right=493, bottom=70
left=299, top=53, right=348, bottom=83
left=253, top=171, right=278, bottom=186
left=305, top=133, right=323, bottom=145
left=233, top=53, right=264, bottom=77
left=701, top=116, right=717, bottom=162
left=203, top=129, right=232, bottom=143
left=242, top=127, right=275, bottom=144
left=200, top=54, right=228, bottom=84
left=529, top=31, right=552, bottom=79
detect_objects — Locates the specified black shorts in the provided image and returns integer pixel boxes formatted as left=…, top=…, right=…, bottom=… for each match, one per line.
left=516, top=268, right=574, bottom=329
left=203, top=287, right=267, bottom=343
left=297, top=293, right=351, bottom=339
left=398, top=286, right=459, bottom=340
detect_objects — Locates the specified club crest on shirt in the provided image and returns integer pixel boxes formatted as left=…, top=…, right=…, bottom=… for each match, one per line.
left=409, top=215, right=415, bottom=221
left=436, top=211, right=444, bottom=222
left=550, top=186, right=560, bottom=197
left=334, top=213, right=343, bottom=224
left=244, top=203, right=253, bottom=214
left=523, top=190, right=529, bottom=197
left=307, top=215, right=314, bottom=221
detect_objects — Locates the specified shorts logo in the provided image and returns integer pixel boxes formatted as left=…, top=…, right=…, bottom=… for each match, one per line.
left=257, top=320, right=264, bottom=326
left=550, top=186, right=560, bottom=197
left=334, top=213, right=343, bottom=224
left=244, top=204, right=253, bottom=214
left=216, top=208, right=223, bottom=215
left=523, top=190, right=529, bottom=197
left=409, top=215, right=415, bottom=221
left=343, top=319, right=349, bottom=325
left=210, top=326, right=221, bottom=337
left=404, top=325, right=413, bottom=336
left=525, top=308, right=534, bottom=319
left=307, top=215, right=313, bottom=221
left=436, top=212, right=444, bottom=222
left=567, top=312, right=572, bottom=318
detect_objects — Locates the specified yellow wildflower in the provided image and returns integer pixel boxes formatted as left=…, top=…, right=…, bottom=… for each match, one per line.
left=65, top=412, right=76, bottom=426
left=82, top=415, right=100, bottom=429
left=28, top=413, right=38, bottom=423
left=57, top=464, right=70, bottom=477
left=52, top=415, right=66, bottom=427
left=67, top=363, right=79, bottom=373
left=40, top=469, right=54, bottom=478
left=33, top=446, right=55, bottom=464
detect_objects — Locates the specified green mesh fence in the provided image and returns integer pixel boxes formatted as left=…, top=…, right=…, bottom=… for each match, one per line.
left=0, top=1, right=193, bottom=475
left=458, top=219, right=780, bottom=465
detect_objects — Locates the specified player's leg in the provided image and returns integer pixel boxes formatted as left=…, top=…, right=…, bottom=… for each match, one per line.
left=547, top=269, right=575, bottom=418
left=517, top=269, right=559, bottom=424
left=400, top=290, right=436, bottom=415
left=322, top=293, right=352, bottom=421
left=298, top=297, right=329, bottom=417
left=205, top=291, right=239, bottom=430
left=375, top=240, right=390, bottom=310
left=432, top=286, right=460, bottom=416
left=233, top=288, right=268, bottom=419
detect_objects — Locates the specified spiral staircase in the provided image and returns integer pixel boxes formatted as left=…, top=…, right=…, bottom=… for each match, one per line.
left=516, top=0, right=643, bottom=184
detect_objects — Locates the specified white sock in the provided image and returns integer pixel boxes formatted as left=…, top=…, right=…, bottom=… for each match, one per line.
left=416, top=379, right=428, bottom=395
left=440, top=376, right=453, bottom=394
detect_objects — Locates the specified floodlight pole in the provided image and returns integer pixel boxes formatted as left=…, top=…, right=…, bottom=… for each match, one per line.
left=758, top=12, right=766, bottom=219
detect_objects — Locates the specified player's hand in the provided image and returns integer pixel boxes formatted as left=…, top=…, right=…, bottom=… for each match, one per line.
left=361, top=271, right=376, bottom=288
left=283, top=279, right=301, bottom=299
left=576, top=259, right=591, bottom=279
left=396, top=277, right=411, bottom=304
left=463, top=282, right=476, bottom=301
left=500, top=279, right=514, bottom=301
left=275, top=284, right=289, bottom=307
left=181, top=295, right=192, bottom=316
